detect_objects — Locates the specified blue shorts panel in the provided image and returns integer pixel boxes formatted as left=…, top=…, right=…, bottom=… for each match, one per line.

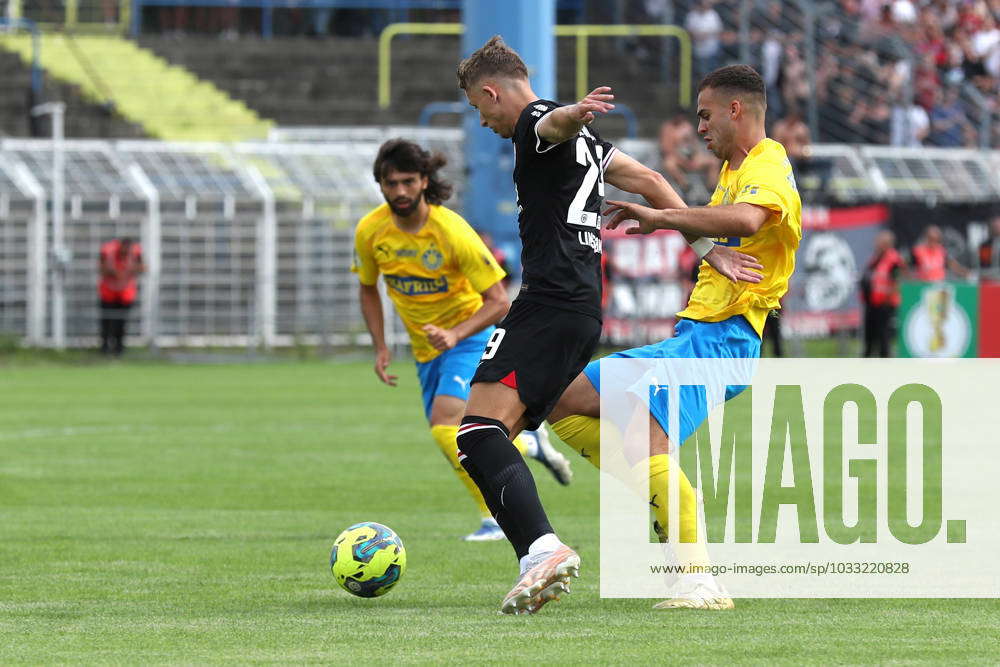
left=415, top=327, right=493, bottom=419
left=584, top=316, right=761, bottom=444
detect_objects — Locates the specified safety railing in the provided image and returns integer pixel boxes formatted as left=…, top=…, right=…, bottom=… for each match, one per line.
left=6, top=0, right=131, bottom=33
left=0, top=17, right=43, bottom=97
left=3, top=135, right=998, bottom=348
left=378, top=22, right=692, bottom=110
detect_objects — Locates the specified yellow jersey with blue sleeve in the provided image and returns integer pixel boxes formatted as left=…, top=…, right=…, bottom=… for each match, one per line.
left=676, top=138, right=802, bottom=337
left=351, top=203, right=506, bottom=363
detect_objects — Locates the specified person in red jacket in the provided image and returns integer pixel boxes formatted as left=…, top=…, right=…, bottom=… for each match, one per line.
left=98, top=237, right=144, bottom=356
left=911, top=225, right=968, bottom=281
left=861, top=230, right=906, bottom=357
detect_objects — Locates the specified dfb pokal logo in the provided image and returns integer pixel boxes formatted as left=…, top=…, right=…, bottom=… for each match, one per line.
left=903, top=284, right=971, bottom=358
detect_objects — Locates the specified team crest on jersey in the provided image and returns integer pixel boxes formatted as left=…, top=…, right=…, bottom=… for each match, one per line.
left=421, top=245, right=443, bottom=270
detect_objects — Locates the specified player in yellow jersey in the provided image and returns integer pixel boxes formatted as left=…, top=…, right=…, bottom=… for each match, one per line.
left=352, top=139, right=573, bottom=542
left=547, top=65, right=802, bottom=610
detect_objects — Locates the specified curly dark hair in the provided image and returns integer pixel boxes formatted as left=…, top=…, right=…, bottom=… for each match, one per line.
left=698, top=64, right=766, bottom=113
left=372, top=139, right=453, bottom=206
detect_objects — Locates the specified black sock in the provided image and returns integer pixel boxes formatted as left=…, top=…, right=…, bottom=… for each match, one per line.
left=457, top=416, right=553, bottom=560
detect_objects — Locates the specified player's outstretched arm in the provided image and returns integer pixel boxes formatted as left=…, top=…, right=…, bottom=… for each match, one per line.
left=359, top=283, right=397, bottom=386
left=422, top=280, right=509, bottom=353
left=604, top=151, right=686, bottom=210
left=536, top=86, right=615, bottom=146
left=603, top=152, right=762, bottom=283
left=604, top=200, right=769, bottom=239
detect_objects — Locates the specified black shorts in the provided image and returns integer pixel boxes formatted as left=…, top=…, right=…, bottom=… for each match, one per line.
left=471, top=299, right=602, bottom=430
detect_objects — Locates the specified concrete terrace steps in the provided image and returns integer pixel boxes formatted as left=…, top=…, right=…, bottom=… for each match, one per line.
left=0, top=49, right=147, bottom=139
left=0, top=34, right=273, bottom=142
left=138, top=35, right=682, bottom=133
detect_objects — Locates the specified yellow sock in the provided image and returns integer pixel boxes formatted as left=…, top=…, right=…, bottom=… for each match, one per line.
left=641, top=454, right=700, bottom=544
left=550, top=415, right=601, bottom=469
left=430, top=424, right=491, bottom=519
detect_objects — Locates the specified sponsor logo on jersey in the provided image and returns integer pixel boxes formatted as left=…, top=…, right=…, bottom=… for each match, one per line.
left=395, top=248, right=418, bottom=258
left=383, top=274, right=449, bottom=296
left=713, top=236, right=742, bottom=247
left=421, top=245, right=444, bottom=270
left=740, top=184, right=759, bottom=196
left=578, top=230, right=602, bottom=253
left=533, top=104, right=549, bottom=112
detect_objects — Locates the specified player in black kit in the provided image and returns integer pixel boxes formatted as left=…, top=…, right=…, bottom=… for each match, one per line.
left=455, top=36, right=763, bottom=615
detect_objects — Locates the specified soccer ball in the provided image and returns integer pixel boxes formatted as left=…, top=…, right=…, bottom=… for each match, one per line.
left=330, top=522, right=406, bottom=598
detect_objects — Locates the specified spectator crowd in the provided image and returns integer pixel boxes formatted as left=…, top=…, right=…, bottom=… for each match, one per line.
left=655, top=0, right=999, bottom=201
left=705, top=0, right=999, bottom=148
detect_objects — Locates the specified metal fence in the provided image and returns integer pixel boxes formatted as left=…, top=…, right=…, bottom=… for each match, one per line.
left=1, top=132, right=999, bottom=349
left=0, top=137, right=387, bottom=348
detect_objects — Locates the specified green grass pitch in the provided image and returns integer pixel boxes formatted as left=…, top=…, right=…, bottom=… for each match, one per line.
left=1, top=359, right=997, bottom=663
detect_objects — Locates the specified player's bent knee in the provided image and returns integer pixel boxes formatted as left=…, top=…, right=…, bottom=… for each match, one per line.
left=548, top=373, right=599, bottom=423
left=428, top=394, right=466, bottom=427
left=464, top=382, right=525, bottom=430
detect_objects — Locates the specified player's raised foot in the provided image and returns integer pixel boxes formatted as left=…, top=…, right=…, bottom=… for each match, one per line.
left=526, top=427, right=573, bottom=486
left=500, top=544, right=580, bottom=615
left=463, top=518, right=505, bottom=542
left=653, top=582, right=734, bottom=611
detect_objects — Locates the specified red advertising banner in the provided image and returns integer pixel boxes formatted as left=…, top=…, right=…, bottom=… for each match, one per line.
left=600, top=225, right=693, bottom=346
left=601, top=205, right=891, bottom=346
left=979, top=281, right=1000, bottom=358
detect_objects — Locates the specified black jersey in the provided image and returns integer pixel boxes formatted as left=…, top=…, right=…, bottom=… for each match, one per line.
left=512, top=99, right=616, bottom=320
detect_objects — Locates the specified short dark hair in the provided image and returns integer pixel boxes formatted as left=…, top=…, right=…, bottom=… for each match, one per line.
left=457, top=35, right=529, bottom=90
left=698, top=64, right=766, bottom=112
left=373, top=139, right=453, bottom=206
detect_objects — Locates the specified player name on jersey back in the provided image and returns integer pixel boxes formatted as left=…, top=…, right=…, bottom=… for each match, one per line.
left=511, top=100, right=617, bottom=321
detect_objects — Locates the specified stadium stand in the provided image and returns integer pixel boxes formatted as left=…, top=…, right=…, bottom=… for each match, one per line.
left=0, top=46, right=146, bottom=139
left=136, top=34, right=674, bottom=136
left=0, top=34, right=272, bottom=141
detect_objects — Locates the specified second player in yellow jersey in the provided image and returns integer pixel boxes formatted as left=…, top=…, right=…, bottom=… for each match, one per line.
left=352, top=139, right=574, bottom=542
left=353, top=202, right=506, bottom=363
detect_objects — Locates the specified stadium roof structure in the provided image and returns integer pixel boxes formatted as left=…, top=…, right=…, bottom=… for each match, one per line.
left=807, top=145, right=880, bottom=202
left=0, top=155, right=30, bottom=199
left=990, top=151, right=1000, bottom=195
left=1, top=134, right=998, bottom=206
left=859, top=146, right=1000, bottom=204
left=264, top=126, right=467, bottom=205
left=115, top=141, right=259, bottom=200
left=0, top=139, right=141, bottom=199
left=233, top=141, right=383, bottom=203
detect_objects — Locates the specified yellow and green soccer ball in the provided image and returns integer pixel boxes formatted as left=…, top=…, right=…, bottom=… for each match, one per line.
left=330, top=522, right=406, bottom=598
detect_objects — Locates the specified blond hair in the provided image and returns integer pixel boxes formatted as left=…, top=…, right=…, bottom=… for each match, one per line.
left=457, top=35, right=529, bottom=90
